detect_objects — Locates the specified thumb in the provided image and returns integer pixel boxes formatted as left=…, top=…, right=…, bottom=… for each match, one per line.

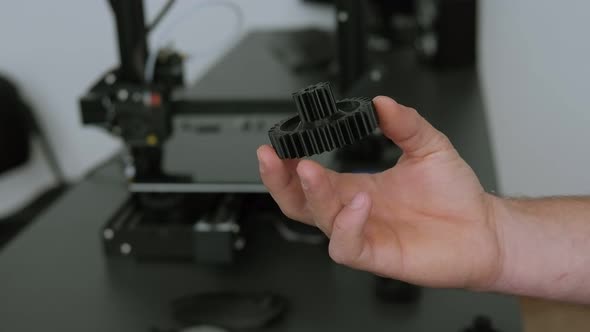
left=328, top=192, right=372, bottom=268
left=373, top=96, right=454, bottom=158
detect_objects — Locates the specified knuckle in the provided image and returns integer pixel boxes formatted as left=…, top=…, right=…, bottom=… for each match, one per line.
left=328, top=242, right=349, bottom=265
left=280, top=205, right=304, bottom=221
left=436, top=132, right=451, bottom=144
left=432, top=132, right=454, bottom=152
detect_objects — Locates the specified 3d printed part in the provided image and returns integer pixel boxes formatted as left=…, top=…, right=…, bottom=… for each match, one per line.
left=268, top=82, right=379, bottom=159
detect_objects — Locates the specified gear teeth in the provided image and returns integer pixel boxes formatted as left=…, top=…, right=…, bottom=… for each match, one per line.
left=292, top=82, right=338, bottom=123
left=268, top=84, right=379, bottom=159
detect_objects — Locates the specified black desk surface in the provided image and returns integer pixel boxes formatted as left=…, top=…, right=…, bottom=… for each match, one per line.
left=0, top=31, right=519, bottom=331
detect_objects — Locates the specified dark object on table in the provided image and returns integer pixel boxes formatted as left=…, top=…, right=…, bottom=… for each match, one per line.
left=268, top=82, right=378, bottom=159
left=172, top=291, right=288, bottom=330
left=0, top=75, right=67, bottom=248
left=375, top=277, right=422, bottom=303
left=0, top=75, right=32, bottom=175
left=462, top=315, right=500, bottom=332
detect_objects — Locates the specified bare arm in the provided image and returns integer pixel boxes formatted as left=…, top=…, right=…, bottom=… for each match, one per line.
left=490, top=196, right=590, bottom=303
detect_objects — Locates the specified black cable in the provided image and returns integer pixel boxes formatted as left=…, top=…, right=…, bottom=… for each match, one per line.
left=146, top=0, right=176, bottom=33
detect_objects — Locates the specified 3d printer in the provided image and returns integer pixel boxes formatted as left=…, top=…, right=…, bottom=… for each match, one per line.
left=80, top=0, right=476, bottom=264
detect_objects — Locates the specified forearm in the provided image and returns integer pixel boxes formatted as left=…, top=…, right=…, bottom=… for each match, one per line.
left=490, top=195, right=590, bottom=303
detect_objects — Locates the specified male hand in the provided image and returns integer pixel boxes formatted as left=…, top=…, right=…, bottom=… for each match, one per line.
left=257, top=96, right=502, bottom=290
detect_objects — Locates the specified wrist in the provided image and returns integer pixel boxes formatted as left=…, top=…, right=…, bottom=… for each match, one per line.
left=490, top=195, right=515, bottom=294
left=482, top=196, right=566, bottom=297
left=473, top=193, right=511, bottom=292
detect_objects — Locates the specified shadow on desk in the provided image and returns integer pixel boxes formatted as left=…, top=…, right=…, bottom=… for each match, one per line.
left=0, top=185, right=66, bottom=248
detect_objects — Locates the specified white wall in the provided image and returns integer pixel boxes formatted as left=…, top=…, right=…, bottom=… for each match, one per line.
left=0, top=0, right=333, bottom=217
left=480, top=0, right=590, bottom=196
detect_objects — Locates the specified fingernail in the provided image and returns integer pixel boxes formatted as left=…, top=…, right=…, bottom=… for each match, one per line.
left=300, top=176, right=309, bottom=191
left=349, top=193, right=366, bottom=210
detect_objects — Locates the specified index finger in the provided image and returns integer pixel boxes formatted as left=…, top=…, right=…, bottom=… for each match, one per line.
left=296, top=159, right=344, bottom=236
left=257, top=145, right=310, bottom=223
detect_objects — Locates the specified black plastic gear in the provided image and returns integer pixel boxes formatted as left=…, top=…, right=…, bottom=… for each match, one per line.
left=268, top=82, right=379, bottom=159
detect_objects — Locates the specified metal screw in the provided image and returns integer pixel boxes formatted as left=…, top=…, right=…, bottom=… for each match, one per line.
left=234, top=238, right=246, bottom=251
left=117, top=89, right=129, bottom=101
left=338, top=11, right=349, bottom=23
left=370, top=69, right=383, bottom=82
left=418, top=32, right=438, bottom=58
left=124, top=163, right=136, bottom=180
left=103, top=228, right=114, bottom=240
left=105, top=73, right=116, bottom=85
left=120, top=243, right=132, bottom=255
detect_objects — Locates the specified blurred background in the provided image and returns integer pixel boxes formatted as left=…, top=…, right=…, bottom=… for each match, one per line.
left=0, top=0, right=336, bottom=217
left=2, top=0, right=590, bottom=217
left=1, top=0, right=589, bottom=331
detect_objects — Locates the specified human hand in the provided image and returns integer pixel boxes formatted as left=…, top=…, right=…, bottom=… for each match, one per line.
left=257, top=96, right=502, bottom=290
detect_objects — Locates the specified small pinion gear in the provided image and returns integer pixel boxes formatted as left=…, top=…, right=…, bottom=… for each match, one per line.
left=268, top=82, right=379, bottom=159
